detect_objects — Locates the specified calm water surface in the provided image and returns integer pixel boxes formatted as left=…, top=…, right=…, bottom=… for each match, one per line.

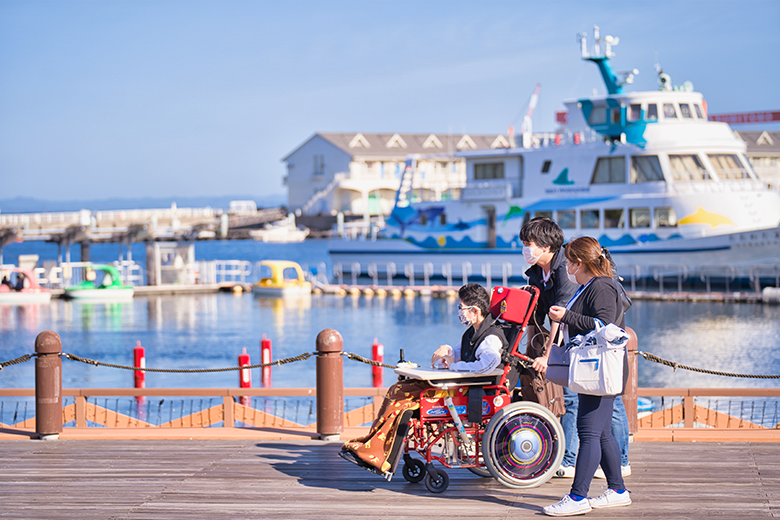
left=1, top=239, right=779, bottom=390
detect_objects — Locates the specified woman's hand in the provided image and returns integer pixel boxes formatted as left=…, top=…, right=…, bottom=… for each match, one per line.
left=431, top=345, right=455, bottom=369
left=531, top=355, right=548, bottom=376
left=548, top=305, right=566, bottom=322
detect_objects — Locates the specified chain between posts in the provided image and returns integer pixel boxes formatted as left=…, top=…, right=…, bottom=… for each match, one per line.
left=637, top=351, right=780, bottom=379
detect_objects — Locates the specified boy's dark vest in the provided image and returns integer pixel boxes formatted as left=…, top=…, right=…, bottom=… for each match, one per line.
left=460, top=313, right=510, bottom=379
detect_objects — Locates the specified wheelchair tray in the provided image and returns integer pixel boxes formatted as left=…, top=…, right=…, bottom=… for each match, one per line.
left=394, top=366, right=504, bottom=386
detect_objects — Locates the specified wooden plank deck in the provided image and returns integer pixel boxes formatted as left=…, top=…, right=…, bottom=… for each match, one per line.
left=0, top=439, right=777, bottom=519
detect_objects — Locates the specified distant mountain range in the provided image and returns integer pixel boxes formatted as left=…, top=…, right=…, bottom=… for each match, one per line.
left=0, top=194, right=287, bottom=213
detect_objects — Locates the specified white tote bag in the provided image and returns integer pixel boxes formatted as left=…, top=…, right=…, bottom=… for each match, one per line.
left=567, top=322, right=629, bottom=396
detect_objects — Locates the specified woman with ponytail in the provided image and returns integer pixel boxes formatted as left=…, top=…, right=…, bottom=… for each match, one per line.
left=532, top=236, right=631, bottom=516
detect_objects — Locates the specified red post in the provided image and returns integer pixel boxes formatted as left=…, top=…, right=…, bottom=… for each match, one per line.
left=261, top=334, right=272, bottom=388
left=371, top=337, right=383, bottom=388
left=574, top=132, right=581, bottom=144
left=238, top=348, right=251, bottom=407
left=554, top=134, right=561, bottom=146
left=133, top=341, right=146, bottom=390
left=316, top=329, right=343, bottom=440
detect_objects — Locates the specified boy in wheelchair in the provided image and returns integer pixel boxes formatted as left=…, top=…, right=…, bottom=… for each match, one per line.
left=339, top=283, right=509, bottom=476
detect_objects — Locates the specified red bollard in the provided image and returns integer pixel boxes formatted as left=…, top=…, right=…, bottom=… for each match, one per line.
left=574, top=132, right=581, bottom=144
left=133, top=341, right=146, bottom=390
left=261, top=334, right=272, bottom=388
left=238, top=348, right=251, bottom=406
left=554, top=134, right=561, bottom=146
left=371, top=337, right=383, bottom=388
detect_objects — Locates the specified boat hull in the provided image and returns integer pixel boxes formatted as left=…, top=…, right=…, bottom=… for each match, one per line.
left=329, top=225, right=780, bottom=279
left=0, top=292, right=52, bottom=304
left=64, top=288, right=135, bottom=301
left=251, top=285, right=312, bottom=297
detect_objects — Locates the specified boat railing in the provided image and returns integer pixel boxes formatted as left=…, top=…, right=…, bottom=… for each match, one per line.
left=652, top=264, right=689, bottom=293
left=481, top=262, right=514, bottom=288
left=699, top=265, right=737, bottom=294
left=618, top=264, right=643, bottom=292
left=441, top=262, right=473, bottom=286
left=198, top=260, right=252, bottom=285
left=403, top=262, right=435, bottom=286
left=112, top=261, right=144, bottom=286
left=301, top=262, right=329, bottom=286
left=367, top=262, right=396, bottom=286
left=749, top=264, right=780, bottom=292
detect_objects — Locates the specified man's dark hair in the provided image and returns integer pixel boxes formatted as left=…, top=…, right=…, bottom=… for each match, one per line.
left=458, top=283, right=490, bottom=317
left=518, top=216, right=565, bottom=253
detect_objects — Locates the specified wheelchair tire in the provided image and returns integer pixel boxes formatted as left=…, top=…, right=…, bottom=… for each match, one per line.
left=467, top=466, right=492, bottom=478
left=424, top=469, right=449, bottom=493
left=483, top=401, right=564, bottom=489
left=402, top=458, right=426, bottom=484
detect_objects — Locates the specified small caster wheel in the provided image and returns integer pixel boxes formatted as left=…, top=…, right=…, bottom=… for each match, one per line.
left=402, top=458, right=426, bottom=483
left=424, top=469, right=450, bottom=493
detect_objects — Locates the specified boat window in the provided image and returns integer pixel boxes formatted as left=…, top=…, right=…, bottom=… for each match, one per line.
left=629, top=208, right=651, bottom=228
left=522, top=212, right=532, bottom=228
left=474, top=162, right=505, bottom=180
left=604, top=209, right=625, bottom=229
left=611, top=108, right=622, bottom=124
left=420, top=214, right=428, bottom=226
left=663, top=104, right=677, bottom=119
left=694, top=104, right=704, bottom=119
left=591, top=156, right=626, bottom=184
left=628, top=104, right=641, bottom=122
left=440, top=213, right=447, bottom=225
left=535, top=211, right=553, bottom=220
left=283, top=268, right=300, bottom=281
left=647, top=104, right=658, bottom=121
left=580, top=210, right=600, bottom=228
left=669, top=154, right=710, bottom=181
left=630, top=156, right=664, bottom=183
left=655, top=207, right=678, bottom=228
left=541, top=160, right=552, bottom=174
left=708, top=154, right=749, bottom=180
left=679, top=103, right=693, bottom=119
left=557, top=210, right=576, bottom=229
left=589, top=107, right=607, bottom=125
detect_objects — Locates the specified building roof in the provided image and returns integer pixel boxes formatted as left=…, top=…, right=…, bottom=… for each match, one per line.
left=735, top=131, right=780, bottom=154
left=282, top=132, right=514, bottom=161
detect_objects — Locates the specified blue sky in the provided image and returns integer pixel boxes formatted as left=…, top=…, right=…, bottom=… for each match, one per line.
left=1, top=0, right=778, bottom=202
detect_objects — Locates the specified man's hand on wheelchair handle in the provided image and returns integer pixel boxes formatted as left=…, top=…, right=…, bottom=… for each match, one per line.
left=431, top=345, right=455, bottom=369
left=531, top=354, right=549, bottom=375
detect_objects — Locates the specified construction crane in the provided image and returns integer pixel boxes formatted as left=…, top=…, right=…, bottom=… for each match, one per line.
left=508, top=83, right=541, bottom=148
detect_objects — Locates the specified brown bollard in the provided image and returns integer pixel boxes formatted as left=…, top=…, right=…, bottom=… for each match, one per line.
left=35, top=331, right=63, bottom=440
left=625, top=327, right=639, bottom=435
left=316, top=328, right=344, bottom=441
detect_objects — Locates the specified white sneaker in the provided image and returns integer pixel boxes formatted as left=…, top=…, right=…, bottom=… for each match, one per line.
left=594, top=465, right=631, bottom=479
left=555, top=465, right=576, bottom=478
left=543, top=494, right=592, bottom=516
left=589, top=488, right=632, bottom=509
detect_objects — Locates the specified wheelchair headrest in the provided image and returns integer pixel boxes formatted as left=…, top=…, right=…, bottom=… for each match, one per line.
left=489, top=286, right=539, bottom=326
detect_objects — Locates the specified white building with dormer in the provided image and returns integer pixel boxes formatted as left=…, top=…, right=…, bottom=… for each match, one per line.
left=282, top=132, right=517, bottom=217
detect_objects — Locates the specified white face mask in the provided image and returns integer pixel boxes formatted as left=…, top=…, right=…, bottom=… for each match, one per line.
left=523, top=245, right=541, bottom=265
left=567, top=264, right=580, bottom=285
left=457, top=305, right=475, bottom=327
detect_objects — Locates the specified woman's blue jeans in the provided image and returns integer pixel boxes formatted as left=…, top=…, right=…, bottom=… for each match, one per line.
left=561, top=388, right=629, bottom=467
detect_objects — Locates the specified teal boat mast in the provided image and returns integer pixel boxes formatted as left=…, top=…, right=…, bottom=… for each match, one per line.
left=579, top=25, right=638, bottom=95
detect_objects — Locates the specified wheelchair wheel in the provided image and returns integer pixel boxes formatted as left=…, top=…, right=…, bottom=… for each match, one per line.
left=483, top=401, right=564, bottom=489
left=402, top=458, right=426, bottom=483
left=467, top=466, right=492, bottom=478
left=424, top=469, right=449, bottom=493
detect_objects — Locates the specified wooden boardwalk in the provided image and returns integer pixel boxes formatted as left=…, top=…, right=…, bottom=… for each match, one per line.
left=1, top=439, right=777, bottom=519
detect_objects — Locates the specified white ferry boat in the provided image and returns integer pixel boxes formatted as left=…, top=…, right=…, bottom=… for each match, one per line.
left=329, top=27, right=780, bottom=281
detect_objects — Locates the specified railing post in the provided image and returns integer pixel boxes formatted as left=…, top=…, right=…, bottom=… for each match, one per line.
left=683, top=391, right=694, bottom=428
left=625, top=327, right=638, bottom=435
left=35, top=330, right=62, bottom=439
left=316, top=328, right=344, bottom=440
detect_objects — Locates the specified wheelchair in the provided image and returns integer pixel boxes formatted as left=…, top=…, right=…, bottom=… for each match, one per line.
left=389, top=285, right=565, bottom=494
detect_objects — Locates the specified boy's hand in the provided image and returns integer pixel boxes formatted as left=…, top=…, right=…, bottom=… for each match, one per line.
left=431, top=345, right=455, bottom=369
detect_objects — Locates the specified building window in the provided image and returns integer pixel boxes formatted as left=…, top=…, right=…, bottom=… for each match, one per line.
left=663, top=103, right=677, bottom=119
left=589, top=107, right=607, bottom=125
left=313, top=155, right=324, bottom=176
left=669, top=154, right=710, bottom=181
left=628, top=104, right=641, bottom=122
left=708, top=154, right=749, bottom=180
left=604, top=209, right=625, bottom=229
left=541, top=160, right=552, bottom=174
left=629, top=208, right=651, bottom=228
left=679, top=103, right=693, bottom=119
left=655, top=207, right=678, bottom=228
left=631, top=155, right=664, bottom=183
left=647, top=104, right=659, bottom=121
left=474, top=162, right=505, bottom=180
left=591, top=156, right=626, bottom=184
left=557, top=210, right=576, bottom=229
left=581, top=209, right=600, bottom=228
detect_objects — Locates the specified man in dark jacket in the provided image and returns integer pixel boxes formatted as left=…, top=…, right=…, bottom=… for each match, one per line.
left=519, top=217, right=579, bottom=475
